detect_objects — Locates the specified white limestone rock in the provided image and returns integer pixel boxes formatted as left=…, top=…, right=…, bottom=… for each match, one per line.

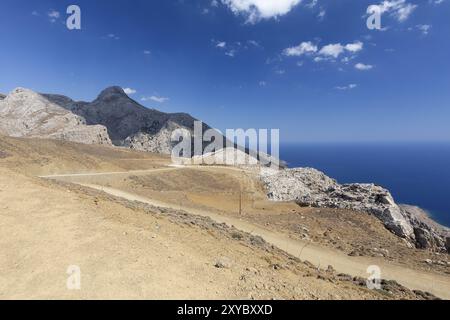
left=0, top=88, right=111, bottom=145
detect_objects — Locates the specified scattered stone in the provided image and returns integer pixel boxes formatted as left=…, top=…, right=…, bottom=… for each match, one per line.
left=326, top=265, right=335, bottom=273
left=271, top=264, right=282, bottom=270
left=301, top=226, right=310, bottom=233
left=0, top=151, right=10, bottom=159
left=214, top=257, right=232, bottom=269
left=231, top=232, right=243, bottom=240
left=245, top=267, right=259, bottom=275
left=424, top=259, right=433, bottom=265
left=249, top=235, right=266, bottom=247
left=413, top=290, right=440, bottom=300
left=336, top=273, right=353, bottom=282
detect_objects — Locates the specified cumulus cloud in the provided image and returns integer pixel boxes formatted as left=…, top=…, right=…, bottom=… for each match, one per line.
left=283, top=41, right=364, bottom=65
left=222, top=0, right=302, bottom=23
left=141, top=96, right=170, bottom=103
left=283, top=41, right=318, bottom=56
left=345, top=41, right=364, bottom=53
left=319, top=41, right=363, bottom=58
left=319, top=44, right=345, bottom=58
left=123, top=88, right=137, bottom=95
left=355, top=63, right=374, bottom=70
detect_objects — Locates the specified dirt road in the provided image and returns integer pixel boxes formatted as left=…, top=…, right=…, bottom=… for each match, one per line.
left=42, top=167, right=450, bottom=299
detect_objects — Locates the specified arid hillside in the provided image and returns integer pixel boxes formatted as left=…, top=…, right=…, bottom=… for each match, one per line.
left=0, top=135, right=448, bottom=299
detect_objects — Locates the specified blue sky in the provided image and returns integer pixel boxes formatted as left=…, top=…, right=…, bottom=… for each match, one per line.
left=0, top=0, right=449, bottom=142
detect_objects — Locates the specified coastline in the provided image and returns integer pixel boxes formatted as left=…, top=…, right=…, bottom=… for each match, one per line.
left=279, top=142, right=450, bottom=228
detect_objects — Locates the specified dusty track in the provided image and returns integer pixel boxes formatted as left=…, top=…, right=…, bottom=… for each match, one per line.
left=42, top=166, right=450, bottom=299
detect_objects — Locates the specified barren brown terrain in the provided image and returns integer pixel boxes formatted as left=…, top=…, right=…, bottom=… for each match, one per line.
left=1, top=135, right=449, bottom=299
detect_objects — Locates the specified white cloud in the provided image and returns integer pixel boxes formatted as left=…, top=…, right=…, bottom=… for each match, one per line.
left=216, top=41, right=227, bottom=48
left=283, top=41, right=318, bottom=56
left=222, top=0, right=302, bottom=23
left=123, top=88, right=137, bottom=95
left=106, top=34, right=120, bottom=40
left=259, top=81, right=267, bottom=86
left=306, top=0, right=318, bottom=8
left=248, top=40, right=261, bottom=47
left=317, top=8, right=326, bottom=20
left=32, top=11, right=40, bottom=16
left=313, top=56, right=324, bottom=62
left=318, top=41, right=363, bottom=58
left=144, top=50, right=151, bottom=55
left=335, top=84, right=358, bottom=90
left=345, top=41, right=364, bottom=53
left=47, top=10, right=60, bottom=23
left=284, top=40, right=365, bottom=65
left=48, top=10, right=60, bottom=19
left=225, top=50, right=236, bottom=57
left=396, top=3, right=417, bottom=21
left=141, top=96, right=170, bottom=103
left=375, top=0, right=417, bottom=22
left=416, top=24, right=432, bottom=35
left=319, top=43, right=345, bottom=58
left=355, top=63, right=374, bottom=70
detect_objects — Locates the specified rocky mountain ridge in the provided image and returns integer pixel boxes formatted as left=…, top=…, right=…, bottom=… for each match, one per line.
left=43, top=86, right=223, bottom=154
left=260, top=167, right=450, bottom=253
left=1, top=86, right=220, bottom=155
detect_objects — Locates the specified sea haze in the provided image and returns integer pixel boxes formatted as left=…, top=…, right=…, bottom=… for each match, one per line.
left=280, top=142, right=450, bottom=228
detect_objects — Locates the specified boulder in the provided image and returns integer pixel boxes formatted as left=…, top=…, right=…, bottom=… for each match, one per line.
left=414, top=228, right=433, bottom=249
left=214, top=257, right=232, bottom=269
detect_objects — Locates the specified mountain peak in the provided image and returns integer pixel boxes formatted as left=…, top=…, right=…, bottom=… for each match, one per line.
left=96, top=86, right=128, bottom=101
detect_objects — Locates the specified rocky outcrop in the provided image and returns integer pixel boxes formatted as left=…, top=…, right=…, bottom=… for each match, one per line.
left=401, top=205, right=449, bottom=250
left=0, top=88, right=111, bottom=145
left=0, top=93, right=5, bottom=100
left=260, top=167, right=449, bottom=251
left=446, top=237, right=450, bottom=254
left=123, top=122, right=177, bottom=154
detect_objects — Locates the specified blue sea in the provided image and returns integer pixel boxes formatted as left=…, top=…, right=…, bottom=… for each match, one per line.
left=279, top=142, right=450, bottom=228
